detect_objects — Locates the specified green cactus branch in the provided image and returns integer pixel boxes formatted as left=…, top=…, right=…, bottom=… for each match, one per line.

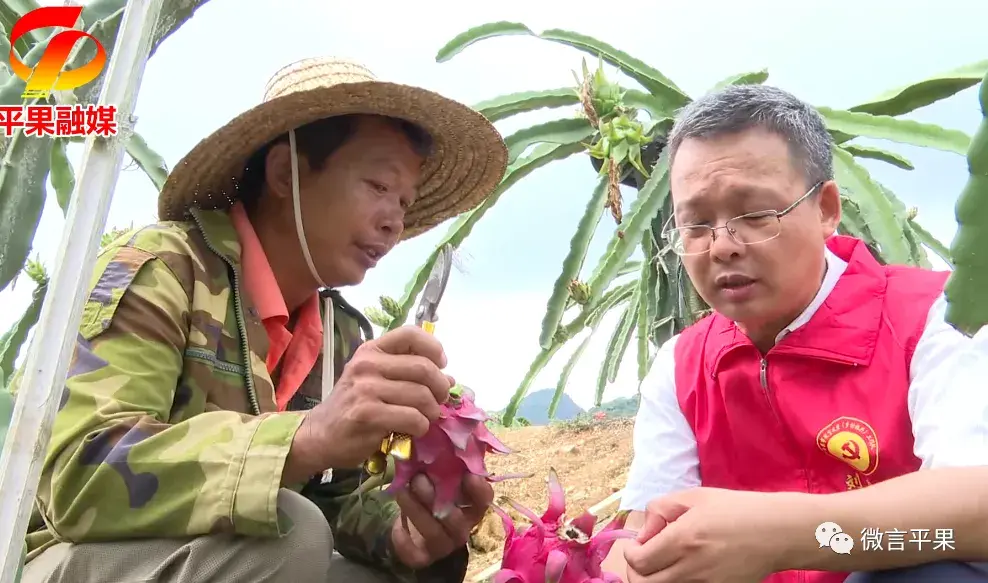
left=944, top=72, right=988, bottom=337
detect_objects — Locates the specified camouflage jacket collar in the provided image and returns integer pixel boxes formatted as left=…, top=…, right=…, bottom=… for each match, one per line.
left=187, top=206, right=244, bottom=267
left=185, top=204, right=376, bottom=366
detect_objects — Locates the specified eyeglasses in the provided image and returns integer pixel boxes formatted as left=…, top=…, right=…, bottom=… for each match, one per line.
left=662, top=181, right=823, bottom=256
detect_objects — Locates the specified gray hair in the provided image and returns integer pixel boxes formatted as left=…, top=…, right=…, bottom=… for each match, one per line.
left=666, top=84, right=834, bottom=186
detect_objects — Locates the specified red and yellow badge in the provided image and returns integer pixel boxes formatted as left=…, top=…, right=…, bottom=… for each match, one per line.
left=816, top=416, right=879, bottom=476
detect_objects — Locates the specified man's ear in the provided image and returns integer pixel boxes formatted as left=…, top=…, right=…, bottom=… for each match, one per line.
left=817, top=180, right=842, bottom=237
left=264, top=142, right=295, bottom=201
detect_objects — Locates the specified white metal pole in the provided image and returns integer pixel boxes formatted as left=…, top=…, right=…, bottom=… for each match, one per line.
left=0, top=0, right=165, bottom=580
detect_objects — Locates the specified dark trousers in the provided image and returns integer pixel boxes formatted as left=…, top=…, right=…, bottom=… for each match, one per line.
left=845, top=561, right=988, bottom=582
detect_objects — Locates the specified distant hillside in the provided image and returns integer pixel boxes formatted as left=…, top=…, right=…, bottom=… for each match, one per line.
left=515, top=388, right=583, bottom=424
left=489, top=390, right=642, bottom=426
left=589, top=393, right=640, bottom=418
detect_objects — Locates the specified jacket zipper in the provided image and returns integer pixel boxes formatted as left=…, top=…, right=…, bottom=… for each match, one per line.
left=188, top=211, right=261, bottom=416
left=759, top=357, right=811, bottom=493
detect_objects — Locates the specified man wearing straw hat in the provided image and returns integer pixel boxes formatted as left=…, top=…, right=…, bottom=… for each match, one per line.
left=19, top=57, right=508, bottom=583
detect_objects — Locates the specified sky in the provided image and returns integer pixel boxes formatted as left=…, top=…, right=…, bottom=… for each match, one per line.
left=2, top=0, right=986, bottom=413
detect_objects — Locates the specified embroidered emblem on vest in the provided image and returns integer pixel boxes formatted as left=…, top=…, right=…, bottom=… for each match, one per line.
left=816, top=416, right=880, bottom=481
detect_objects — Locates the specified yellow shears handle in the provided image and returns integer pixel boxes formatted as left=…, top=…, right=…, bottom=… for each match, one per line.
left=364, top=319, right=435, bottom=475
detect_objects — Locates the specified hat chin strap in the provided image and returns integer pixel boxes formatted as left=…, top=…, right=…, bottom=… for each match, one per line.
left=288, top=130, right=337, bottom=484
left=288, top=129, right=329, bottom=291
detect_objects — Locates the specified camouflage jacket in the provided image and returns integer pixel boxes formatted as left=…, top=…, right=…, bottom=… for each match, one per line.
left=19, top=207, right=468, bottom=582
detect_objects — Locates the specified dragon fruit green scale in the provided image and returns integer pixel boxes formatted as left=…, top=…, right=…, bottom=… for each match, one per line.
left=386, top=385, right=513, bottom=518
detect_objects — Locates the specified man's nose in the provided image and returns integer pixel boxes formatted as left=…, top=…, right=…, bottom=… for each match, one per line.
left=708, top=226, right=744, bottom=262
left=377, top=208, right=404, bottom=239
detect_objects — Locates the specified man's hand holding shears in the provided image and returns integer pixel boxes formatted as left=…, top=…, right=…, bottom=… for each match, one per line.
left=284, top=244, right=493, bottom=568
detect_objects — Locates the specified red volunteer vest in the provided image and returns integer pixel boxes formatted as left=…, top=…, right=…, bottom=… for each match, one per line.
left=673, top=235, right=949, bottom=583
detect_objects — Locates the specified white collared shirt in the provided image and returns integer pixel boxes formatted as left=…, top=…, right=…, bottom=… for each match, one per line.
left=620, top=249, right=988, bottom=511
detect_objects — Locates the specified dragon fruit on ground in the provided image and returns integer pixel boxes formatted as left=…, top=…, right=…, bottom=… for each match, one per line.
left=386, top=385, right=519, bottom=518
left=493, top=469, right=636, bottom=583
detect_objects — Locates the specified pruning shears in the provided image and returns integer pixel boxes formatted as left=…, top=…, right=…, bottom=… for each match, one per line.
left=364, top=244, right=454, bottom=475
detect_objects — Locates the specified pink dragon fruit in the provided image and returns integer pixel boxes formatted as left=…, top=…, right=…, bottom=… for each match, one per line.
left=492, top=469, right=636, bottom=583
left=386, top=385, right=517, bottom=518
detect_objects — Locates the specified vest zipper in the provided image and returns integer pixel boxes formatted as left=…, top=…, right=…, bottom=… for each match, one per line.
left=758, top=359, right=784, bottom=429
left=759, top=357, right=810, bottom=492
left=188, top=211, right=261, bottom=416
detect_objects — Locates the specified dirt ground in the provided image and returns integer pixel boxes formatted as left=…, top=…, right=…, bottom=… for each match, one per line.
left=466, top=417, right=635, bottom=577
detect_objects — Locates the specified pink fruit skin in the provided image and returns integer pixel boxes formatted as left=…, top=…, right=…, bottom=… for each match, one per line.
left=493, top=470, right=636, bottom=583
left=386, top=386, right=518, bottom=517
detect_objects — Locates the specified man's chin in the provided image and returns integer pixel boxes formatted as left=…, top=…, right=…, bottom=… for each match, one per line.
left=332, top=276, right=365, bottom=289
left=708, top=298, right=763, bottom=324
left=317, top=264, right=367, bottom=289
left=342, top=263, right=370, bottom=287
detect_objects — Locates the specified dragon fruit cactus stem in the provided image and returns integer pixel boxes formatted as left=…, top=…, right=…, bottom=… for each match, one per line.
left=386, top=385, right=524, bottom=518
left=493, top=469, right=637, bottom=583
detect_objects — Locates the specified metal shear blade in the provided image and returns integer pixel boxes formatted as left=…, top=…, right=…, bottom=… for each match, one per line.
left=363, top=244, right=455, bottom=476
left=416, top=244, right=453, bottom=326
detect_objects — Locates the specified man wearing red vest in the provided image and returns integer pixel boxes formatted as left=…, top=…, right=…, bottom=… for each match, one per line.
left=603, top=84, right=988, bottom=583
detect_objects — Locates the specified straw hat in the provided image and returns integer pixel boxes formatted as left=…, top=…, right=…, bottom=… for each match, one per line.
left=157, top=57, right=508, bottom=240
